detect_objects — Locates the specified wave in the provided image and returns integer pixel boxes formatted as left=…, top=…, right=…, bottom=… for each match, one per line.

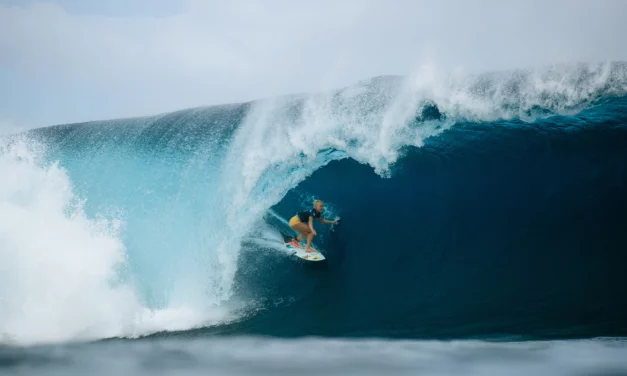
left=1, top=62, right=626, bottom=345
left=228, top=97, right=627, bottom=339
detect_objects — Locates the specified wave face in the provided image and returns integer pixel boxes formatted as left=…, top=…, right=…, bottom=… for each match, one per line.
left=1, top=62, right=627, bottom=344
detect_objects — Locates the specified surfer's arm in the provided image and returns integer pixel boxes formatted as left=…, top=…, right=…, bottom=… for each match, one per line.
left=309, top=217, right=317, bottom=235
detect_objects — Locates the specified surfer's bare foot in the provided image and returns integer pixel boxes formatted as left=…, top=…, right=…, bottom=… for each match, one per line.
left=305, top=248, right=315, bottom=253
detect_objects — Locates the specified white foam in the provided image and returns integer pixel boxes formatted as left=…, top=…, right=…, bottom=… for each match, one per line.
left=229, top=62, right=627, bottom=178
left=414, top=62, right=627, bottom=122
left=0, top=139, right=229, bottom=345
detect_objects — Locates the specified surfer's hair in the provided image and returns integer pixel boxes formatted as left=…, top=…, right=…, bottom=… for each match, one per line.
left=313, top=200, right=324, bottom=208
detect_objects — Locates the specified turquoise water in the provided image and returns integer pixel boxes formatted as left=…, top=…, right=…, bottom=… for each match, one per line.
left=1, top=63, right=626, bottom=374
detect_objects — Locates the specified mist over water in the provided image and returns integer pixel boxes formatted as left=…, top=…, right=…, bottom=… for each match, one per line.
left=2, top=337, right=627, bottom=376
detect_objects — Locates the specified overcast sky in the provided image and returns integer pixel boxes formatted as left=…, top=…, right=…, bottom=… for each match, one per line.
left=1, top=0, right=626, bottom=131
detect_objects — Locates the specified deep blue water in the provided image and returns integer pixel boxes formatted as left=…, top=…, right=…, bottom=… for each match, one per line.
left=1, top=64, right=627, bottom=374
left=216, top=97, right=627, bottom=340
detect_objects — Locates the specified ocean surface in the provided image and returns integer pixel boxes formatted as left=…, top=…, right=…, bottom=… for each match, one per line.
left=1, top=62, right=626, bottom=375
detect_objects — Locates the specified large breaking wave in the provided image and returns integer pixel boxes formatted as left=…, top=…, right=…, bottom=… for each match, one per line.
left=1, top=62, right=626, bottom=344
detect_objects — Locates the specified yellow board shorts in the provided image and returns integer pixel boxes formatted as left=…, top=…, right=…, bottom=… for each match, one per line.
left=289, top=215, right=301, bottom=227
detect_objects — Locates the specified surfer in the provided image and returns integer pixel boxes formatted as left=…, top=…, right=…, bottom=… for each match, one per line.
left=288, top=200, right=339, bottom=252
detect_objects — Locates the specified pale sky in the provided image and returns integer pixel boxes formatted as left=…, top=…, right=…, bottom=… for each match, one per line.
left=1, top=0, right=626, bottom=131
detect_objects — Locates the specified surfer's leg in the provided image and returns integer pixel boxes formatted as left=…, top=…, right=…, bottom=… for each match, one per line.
left=288, top=216, right=301, bottom=228
left=291, top=222, right=316, bottom=251
left=289, top=216, right=306, bottom=241
left=305, top=231, right=315, bottom=252
left=291, top=222, right=311, bottom=241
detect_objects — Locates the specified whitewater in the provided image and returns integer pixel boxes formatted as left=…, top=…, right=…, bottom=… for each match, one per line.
left=1, top=62, right=627, bottom=374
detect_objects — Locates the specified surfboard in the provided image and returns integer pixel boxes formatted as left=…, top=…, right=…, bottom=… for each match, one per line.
left=282, top=234, right=326, bottom=262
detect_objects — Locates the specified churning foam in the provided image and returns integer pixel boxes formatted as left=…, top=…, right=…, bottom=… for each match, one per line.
left=229, top=63, right=627, bottom=179
left=0, top=139, right=228, bottom=345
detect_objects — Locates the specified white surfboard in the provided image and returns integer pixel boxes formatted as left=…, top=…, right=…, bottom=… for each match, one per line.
left=284, top=238, right=326, bottom=262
